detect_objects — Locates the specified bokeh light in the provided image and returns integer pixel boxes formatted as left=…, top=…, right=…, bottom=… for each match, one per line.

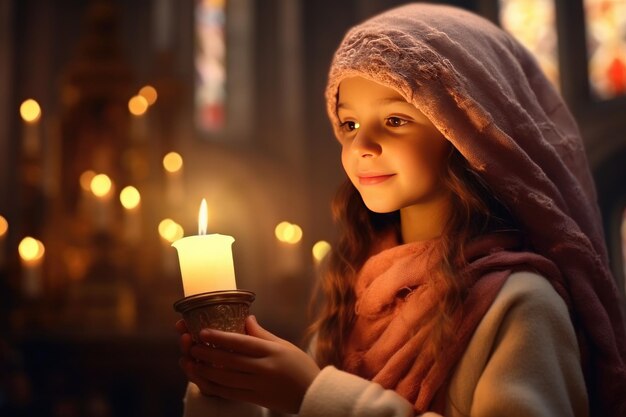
left=312, top=240, right=331, bottom=263
left=0, top=215, right=8, bottom=237
left=20, top=99, right=42, bottom=123
left=90, top=174, right=112, bottom=197
left=19, top=237, right=45, bottom=262
left=163, top=152, right=183, bottom=173
left=139, top=85, right=158, bottom=105
left=275, top=221, right=303, bottom=244
left=128, top=95, right=149, bottom=116
left=159, top=219, right=184, bottom=243
left=79, top=170, right=96, bottom=192
left=120, top=186, right=141, bottom=209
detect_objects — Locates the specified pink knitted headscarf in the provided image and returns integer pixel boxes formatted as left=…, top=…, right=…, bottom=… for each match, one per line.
left=325, top=3, right=626, bottom=416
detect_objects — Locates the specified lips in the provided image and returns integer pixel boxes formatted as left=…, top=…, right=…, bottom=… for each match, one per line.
left=358, top=173, right=396, bottom=185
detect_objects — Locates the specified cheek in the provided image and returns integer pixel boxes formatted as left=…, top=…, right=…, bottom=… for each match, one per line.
left=340, top=147, right=351, bottom=174
left=429, top=139, right=451, bottom=174
left=416, top=134, right=450, bottom=174
left=400, top=141, right=448, bottom=186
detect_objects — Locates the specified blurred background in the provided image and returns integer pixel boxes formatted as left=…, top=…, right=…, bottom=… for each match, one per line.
left=0, top=0, right=624, bottom=415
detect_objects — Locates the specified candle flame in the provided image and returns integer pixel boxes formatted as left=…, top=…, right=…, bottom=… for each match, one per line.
left=199, top=199, right=208, bottom=235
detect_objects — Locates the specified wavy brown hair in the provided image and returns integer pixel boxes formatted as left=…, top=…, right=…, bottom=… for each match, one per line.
left=305, top=149, right=519, bottom=367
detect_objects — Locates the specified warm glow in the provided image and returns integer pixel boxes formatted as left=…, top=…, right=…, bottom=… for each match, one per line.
left=159, top=218, right=184, bottom=243
left=0, top=215, right=8, bottom=237
left=20, top=99, right=41, bottom=123
left=128, top=95, right=149, bottom=116
left=275, top=221, right=290, bottom=241
left=163, top=151, right=183, bottom=173
left=275, top=221, right=303, bottom=244
left=120, top=186, right=141, bottom=209
left=285, top=224, right=303, bottom=244
left=139, top=85, right=158, bottom=105
left=19, top=237, right=45, bottom=262
left=90, top=174, right=112, bottom=197
left=79, top=170, right=96, bottom=192
left=171, top=233, right=237, bottom=296
left=199, top=199, right=208, bottom=235
left=158, top=218, right=174, bottom=238
left=63, top=248, right=89, bottom=281
left=312, top=240, right=331, bottom=263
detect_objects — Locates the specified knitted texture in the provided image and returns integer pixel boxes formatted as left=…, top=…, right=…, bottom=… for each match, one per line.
left=326, top=4, right=626, bottom=416
left=343, top=232, right=564, bottom=413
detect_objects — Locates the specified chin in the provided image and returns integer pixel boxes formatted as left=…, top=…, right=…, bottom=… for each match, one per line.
left=362, top=200, right=398, bottom=214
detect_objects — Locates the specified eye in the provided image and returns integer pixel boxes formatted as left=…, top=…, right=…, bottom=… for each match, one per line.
left=386, top=117, right=408, bottom=127
left=339, top=121, right=360, bottom=132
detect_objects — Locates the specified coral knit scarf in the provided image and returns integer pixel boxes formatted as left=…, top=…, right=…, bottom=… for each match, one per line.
left=342, top=232, right=566, bottom=413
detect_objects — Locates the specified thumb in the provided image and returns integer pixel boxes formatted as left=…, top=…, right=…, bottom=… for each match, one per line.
left=245, top=315, right=282, bottom=342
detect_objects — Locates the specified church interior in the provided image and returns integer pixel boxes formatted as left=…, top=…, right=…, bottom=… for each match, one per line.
left=1, top=0, right=625, bottom=415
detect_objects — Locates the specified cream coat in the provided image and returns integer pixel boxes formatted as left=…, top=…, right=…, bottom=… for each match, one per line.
left=182, top=272, right=588, bottom=417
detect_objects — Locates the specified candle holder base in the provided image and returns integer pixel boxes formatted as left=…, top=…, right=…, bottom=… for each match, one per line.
left=174, top=290, right=255, bottom=341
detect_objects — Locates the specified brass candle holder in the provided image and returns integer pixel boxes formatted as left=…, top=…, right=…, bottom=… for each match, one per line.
left=174, top=289, right=255, bottom=342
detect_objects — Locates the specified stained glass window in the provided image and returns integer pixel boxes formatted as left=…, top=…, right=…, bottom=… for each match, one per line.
left=499, top=0, right=560, bottom=89
left=584, top=0, right=626, bottom=100
left=195, top=0, right=226, bottom=133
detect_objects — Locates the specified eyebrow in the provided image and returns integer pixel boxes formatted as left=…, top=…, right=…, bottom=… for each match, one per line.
left=337, top=97, right=408, bottom=110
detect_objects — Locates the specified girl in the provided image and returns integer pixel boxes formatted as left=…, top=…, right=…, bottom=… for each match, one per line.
left=176, top=4, right=626, bottom=416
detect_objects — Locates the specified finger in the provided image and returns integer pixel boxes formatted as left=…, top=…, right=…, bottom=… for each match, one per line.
left=189, top=344, right=262, bottom=373
left=192, top=361, right=257, bottom=390
left=245, top=315, right=283, bottom=343
left=184, top=359, right=223, bottom=397
left=185, top=366, right=221, bottom=397
left=192, top=377, right=256, bottom=405
left=180, top=332, right=193, bottom=356
left=179, top=357, right=195, bottom=380
left=199, top=329, right=273, bottom=357
left=175, top=319, right=188, bottom=335
left=191, top=378, right=220, bottom=398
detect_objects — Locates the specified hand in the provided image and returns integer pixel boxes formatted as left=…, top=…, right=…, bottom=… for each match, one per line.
left=175, top=319, right=193, bottom=357
left=179, top=315, right=321, bottom=414
left=176, top=319, right=202, bottom=392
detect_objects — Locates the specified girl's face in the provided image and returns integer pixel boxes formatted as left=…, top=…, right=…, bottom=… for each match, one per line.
left=336, top=76, right=451, bottom=214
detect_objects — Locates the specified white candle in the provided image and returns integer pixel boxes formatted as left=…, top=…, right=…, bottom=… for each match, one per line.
left=120, top=186, right=142, bottom=245
left=274, top=221, right=303, bottom=276
left=20, top=99, right=41, bottom=158
left=18, top=237, right=45, bottom=298
left=90, top=174, right=113, bottom=231
left=172, top=199, right=237, bottom=296
left=129, top=95, right=149, bottom=143
left=163, top=151, right=184, bottom=208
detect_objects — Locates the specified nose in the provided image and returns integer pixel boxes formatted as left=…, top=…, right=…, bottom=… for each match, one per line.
left=352, top=127, right=381, bottom=158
